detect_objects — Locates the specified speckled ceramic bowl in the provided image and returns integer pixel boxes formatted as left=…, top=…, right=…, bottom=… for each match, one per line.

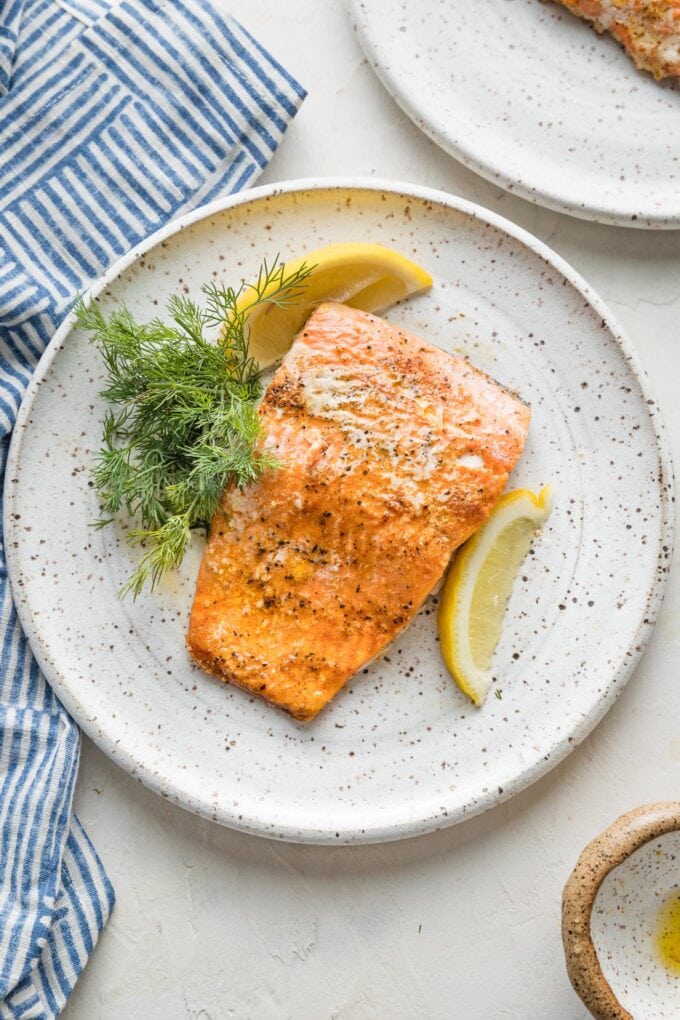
left=563, top=804, right=680, bottom=1019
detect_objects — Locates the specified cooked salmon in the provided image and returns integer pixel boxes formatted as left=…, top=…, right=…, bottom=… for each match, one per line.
left=187, top=303, right=530, bottom=721
left=554, top=0, right=680, bottom=79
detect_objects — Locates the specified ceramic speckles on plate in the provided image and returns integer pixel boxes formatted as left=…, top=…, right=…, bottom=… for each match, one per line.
left=349, top=0, right=680, bottom=227
left=4, top=180, right=674, bottom=843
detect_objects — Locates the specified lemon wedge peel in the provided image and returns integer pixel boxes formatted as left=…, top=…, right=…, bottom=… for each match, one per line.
left=238, top=242, right=433, bottom=368
left=438, top=485, right=554, bottom=707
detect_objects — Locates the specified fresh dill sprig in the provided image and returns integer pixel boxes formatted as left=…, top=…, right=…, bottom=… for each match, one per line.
left=75, top=256, right=313, bottom=598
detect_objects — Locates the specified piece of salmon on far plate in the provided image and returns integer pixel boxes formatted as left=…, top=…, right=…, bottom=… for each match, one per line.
left=554, top=0, right=680, bottom=79
left=187, top=302, right=530, bottom=721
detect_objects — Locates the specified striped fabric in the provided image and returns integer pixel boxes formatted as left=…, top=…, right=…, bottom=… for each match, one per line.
left=0, top=1, right=304, bottom=1014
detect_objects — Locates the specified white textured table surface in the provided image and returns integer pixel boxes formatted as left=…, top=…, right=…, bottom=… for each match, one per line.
left=63, top=2, right=680, bottom=1017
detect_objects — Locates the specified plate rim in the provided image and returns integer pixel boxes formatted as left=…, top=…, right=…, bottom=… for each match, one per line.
left=5, top=177, right=676, bottom=843
left=347, top=0, right=680, bottom=229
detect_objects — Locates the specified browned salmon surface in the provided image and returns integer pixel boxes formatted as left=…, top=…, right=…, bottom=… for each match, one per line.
left=554, top=0, right=680, bottom=78
left=187, top=303, right=530, bottom=721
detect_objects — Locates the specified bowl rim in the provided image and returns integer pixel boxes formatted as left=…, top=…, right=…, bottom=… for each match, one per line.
left=562, top=802, right=680, bottom=1019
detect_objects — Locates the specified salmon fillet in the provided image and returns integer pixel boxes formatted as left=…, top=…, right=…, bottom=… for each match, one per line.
left=187, top=303, right=530, bottom=721
left=553, top=0, right=680, bottom=79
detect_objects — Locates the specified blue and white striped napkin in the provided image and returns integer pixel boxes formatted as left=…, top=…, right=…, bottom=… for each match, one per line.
left=0, top=1, right=304, bottom=1014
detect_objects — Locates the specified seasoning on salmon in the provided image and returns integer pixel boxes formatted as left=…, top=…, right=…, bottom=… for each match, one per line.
left=554, top=0, right=680, bottom=79
left=187, top=303, right=530, bottom=721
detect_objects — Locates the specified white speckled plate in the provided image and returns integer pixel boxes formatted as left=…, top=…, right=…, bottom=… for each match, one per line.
left=349, top=0, right=680, bottom=227
left=5, top=180, right=674, bottom=843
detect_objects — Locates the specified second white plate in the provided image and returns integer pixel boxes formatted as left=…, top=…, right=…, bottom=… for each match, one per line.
left=349, top=0, right=680, bottom=227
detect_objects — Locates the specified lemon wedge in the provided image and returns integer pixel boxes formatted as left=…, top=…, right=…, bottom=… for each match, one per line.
left=438, top=486, right=553, bottom=706
left=238, top=242, right=432, bottom=367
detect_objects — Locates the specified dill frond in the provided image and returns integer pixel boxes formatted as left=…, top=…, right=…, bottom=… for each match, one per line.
left=76, top=256, right=313, bottom=596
